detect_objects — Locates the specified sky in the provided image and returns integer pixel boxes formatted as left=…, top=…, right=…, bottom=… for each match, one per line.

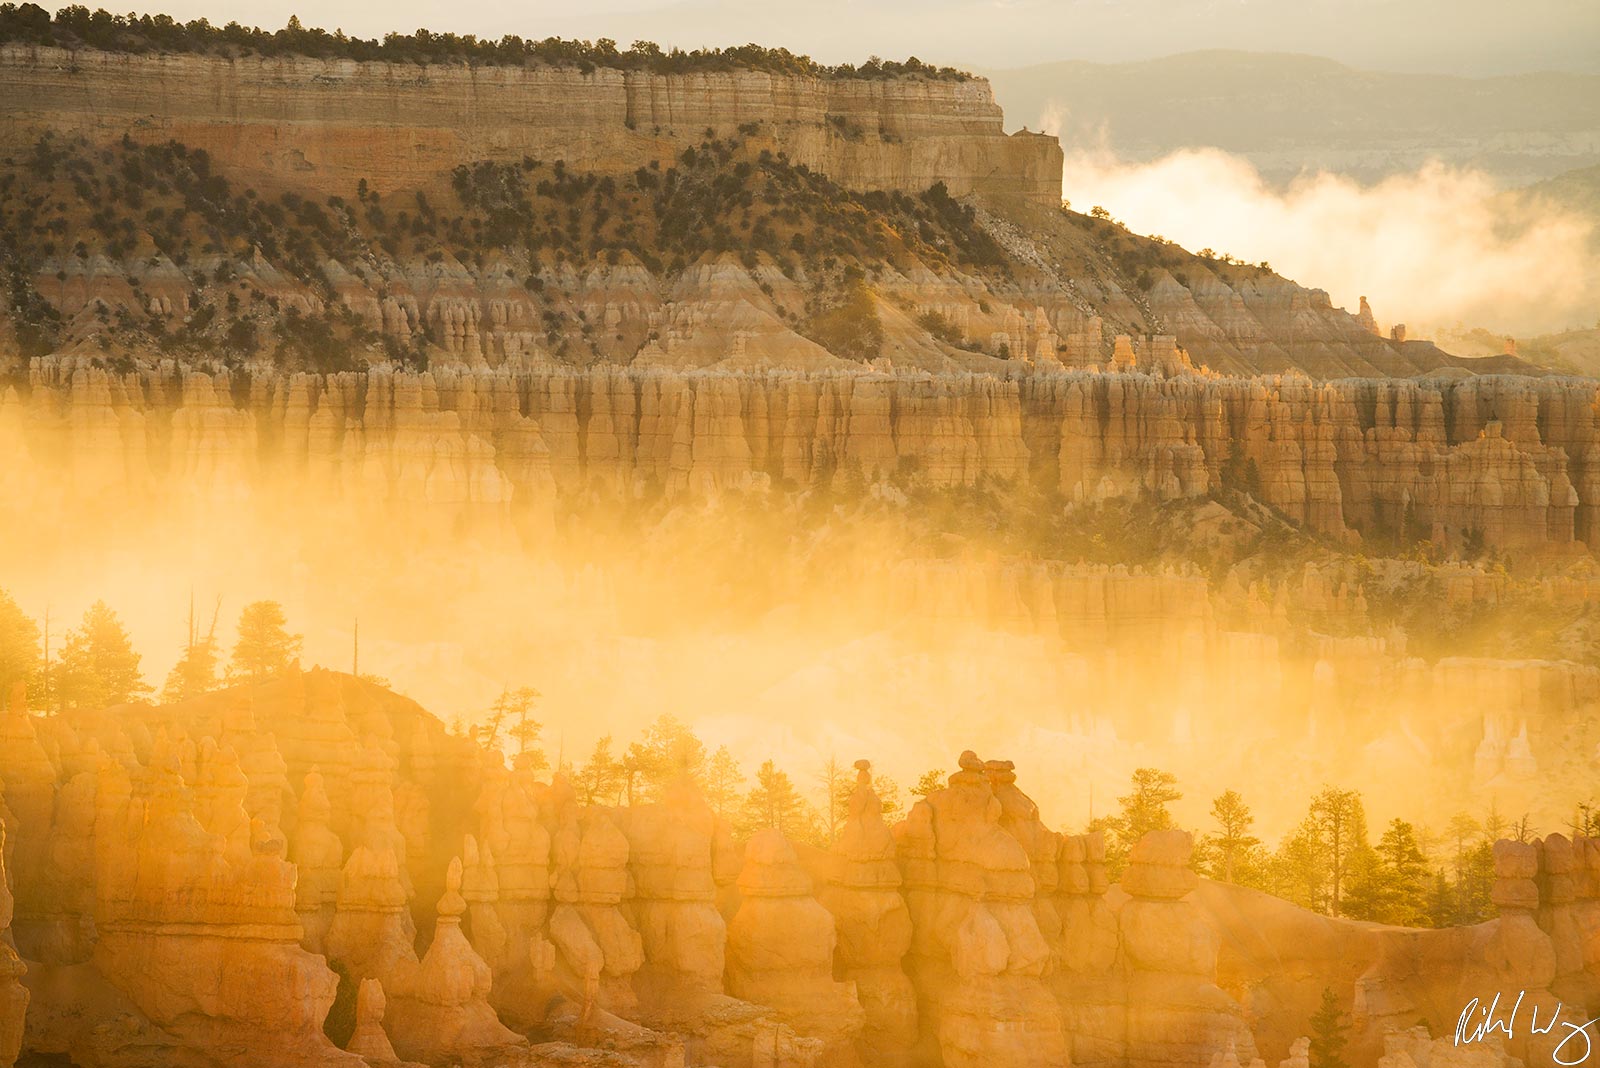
left=104, top=0, right=1600, bottom=75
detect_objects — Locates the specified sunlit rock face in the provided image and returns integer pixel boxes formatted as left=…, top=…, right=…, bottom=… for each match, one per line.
left=0, top=45, right=1064, bottom=206
left=894, top=750, right=1068, bottom=1068
left=2, top=675, right=1598, bottom=1067
left=726, top=829, right=865, bottom=1061
left=12, top=360, right=1600, bottom=552
left=816, top=761, right=918, bottom=1065
left=1117, top=831, right=1260, bottom=1068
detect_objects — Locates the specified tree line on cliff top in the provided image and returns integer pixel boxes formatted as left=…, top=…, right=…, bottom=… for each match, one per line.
left=0, top=4, right=971, bottom=79
left=4, top=586, right=1599, bottom=933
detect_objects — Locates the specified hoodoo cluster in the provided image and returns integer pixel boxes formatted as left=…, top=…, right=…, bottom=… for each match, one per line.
left=1, top=672, right=1597, bottom=1067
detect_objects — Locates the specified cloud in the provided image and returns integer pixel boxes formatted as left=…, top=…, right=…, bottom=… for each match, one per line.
left=1056, top=143, right=1600, bottom=337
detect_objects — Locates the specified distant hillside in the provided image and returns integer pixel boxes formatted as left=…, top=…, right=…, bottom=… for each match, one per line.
left=1522, top=163, right=1600, bottom=223
left=984, top=51, right=1600, bottom=186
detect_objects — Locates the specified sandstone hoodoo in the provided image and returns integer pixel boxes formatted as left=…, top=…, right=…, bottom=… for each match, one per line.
left=5, top=676, right=1594, bottom=1066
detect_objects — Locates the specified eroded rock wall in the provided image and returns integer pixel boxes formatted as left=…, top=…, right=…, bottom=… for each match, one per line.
left=8, top=360, right=1600, bottom=551
left=0, top=45, right=1063, bottom=205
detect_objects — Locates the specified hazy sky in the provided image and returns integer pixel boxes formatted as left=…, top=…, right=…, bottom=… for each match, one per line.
left=110, top=0, right=1600, bottom=75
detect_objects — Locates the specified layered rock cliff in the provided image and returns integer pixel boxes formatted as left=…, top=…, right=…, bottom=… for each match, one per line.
left=0, top=44, right=1062, bottom=205
left=6, top=359, right=1596, bottom=552
left=0, top=50, right=1522, bottom=379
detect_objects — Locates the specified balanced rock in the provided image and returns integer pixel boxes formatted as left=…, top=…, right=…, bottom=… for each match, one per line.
left=895, top=751, right=1067, bottom=1068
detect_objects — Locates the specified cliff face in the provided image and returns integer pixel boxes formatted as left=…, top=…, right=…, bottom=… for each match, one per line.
left=0, top=67, right=1527, bottom=379
left=7, top=359, right=1598, bottom=552
left=0, top=44, right=1063, bottom=204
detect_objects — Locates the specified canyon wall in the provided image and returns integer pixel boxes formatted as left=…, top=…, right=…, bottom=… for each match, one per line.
left=6, top=359, right=1599, bottom=552
left=0, top=44, right=1063, bottom=205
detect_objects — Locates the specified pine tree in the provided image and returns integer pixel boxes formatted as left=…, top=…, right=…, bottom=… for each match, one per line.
left=740, top=759, right=805, bottom=837
left=1338, top=844, right=1387, bottom=922
left=1375, top=818, right=1429, bottom=925
left=622, top=714, right=707, bottom=803
left=1205, top=788, right=1260, bottom=884
left=162, top=637, right=219, bottom=703
left=504, top=687, right=546, bottom=765
left=1457, top=840, right=1497, bottom=923
left=1267, top=826, right=1330, bottom=912
left=227, top=601, right=302, bottom=684
left=0, top=589, right=41, bottom=700
left=162, top=594, right=221, bottom=703
left=1308, top=988, right=1350, bottom=1068
left=911, top=768, right=946, bottom=798
left=575, top=735, right=623, bottom=805
left=1445, top=813, right=1482, bottom=925
left=1118, top=767, right=1182, bottom=847
left=56, top=601, right=149, bottom=710
left=1306, top=786, right=1367, bottom=915
left=818, top=755, right=851, bottom=845
left=703, top=745, right=744, bottom=821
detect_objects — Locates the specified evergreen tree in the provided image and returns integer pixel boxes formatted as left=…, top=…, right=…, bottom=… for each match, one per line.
left=227, top=600, right=302, bottom=683
left=621, top=714, right=706, bottom=804
left=1444, top=813, right=1482, bottom=925
left=1268, top=827, right=1330, bottom=912
left=1426, top=869, right=1455, bottom=928
left=163, top=593, right=222, bottom=703
left=818, top=755, right=851, bottom=845
left=1306, top=786, right=1367, bottom=915
left=1456, top=840, right=1497, bottom=923
left=162, top=636, right=219, bottom=703
left=741, top=759, right=806, bottom=837
left=1204, top=789, right=1260, bottom=884
left=1375, top=818, right=1429, bottom=925
left=1570, top=800, right=1600, bottom=839
left=1103, top=767, right=1183, bottom=874
left=0, top=589, right=41, bottom=699
left=911, top=768, right=946, bottom=798
left=1338, top=844, right=1387, bottom=922
left=575, top=735, right=623, bottom=805
left=505, top=687, right=546, bottom=763
left=56, top=601, right=149, bottom=710
left=1118, top=767, right=1182, bottom=846
left=703, top=745, right=745, bottom=821
left=1308, top=988, right=1350, bottom=1068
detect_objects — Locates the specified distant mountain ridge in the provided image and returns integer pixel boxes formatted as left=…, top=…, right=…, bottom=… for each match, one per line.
left=983, top=50, right=1600, bottom=187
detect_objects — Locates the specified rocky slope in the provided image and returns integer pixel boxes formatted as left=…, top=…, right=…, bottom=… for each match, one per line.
left=0, top=125, right=1521, bottom=379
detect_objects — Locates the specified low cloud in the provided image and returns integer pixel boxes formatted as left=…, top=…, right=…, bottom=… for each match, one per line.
left=1054, top=141, right=1599, bottom=339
